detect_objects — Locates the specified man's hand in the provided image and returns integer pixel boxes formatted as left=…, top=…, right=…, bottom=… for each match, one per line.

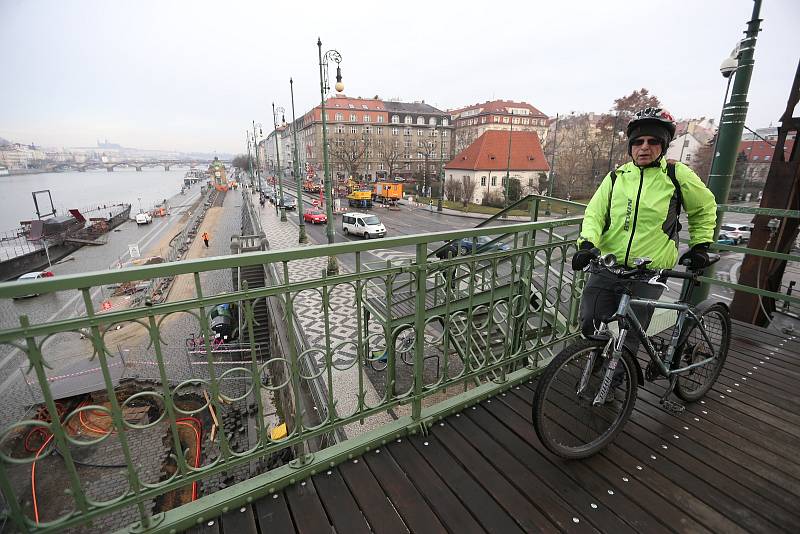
left=572, top=241, right=600, bottom=271
left=679, top=243, right=711, bottom=269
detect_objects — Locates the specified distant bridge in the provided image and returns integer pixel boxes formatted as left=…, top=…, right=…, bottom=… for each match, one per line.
left=45, top=159, right=230, bottom=172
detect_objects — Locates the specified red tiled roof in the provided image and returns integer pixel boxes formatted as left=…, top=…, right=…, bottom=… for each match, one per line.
left=739, top=139, right=794, bottom=162
left=445, top=130, right=550, bottom=172
left=449, top=99, right=548, bottom=119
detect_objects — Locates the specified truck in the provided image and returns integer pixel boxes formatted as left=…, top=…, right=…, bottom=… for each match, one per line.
left=373, top=182, right=403, bottom=204
left=347, top=190, right=373, bottom=208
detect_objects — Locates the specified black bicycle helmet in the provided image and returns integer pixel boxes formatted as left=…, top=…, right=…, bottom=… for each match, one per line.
left=626, top=107, right=677, bottom=156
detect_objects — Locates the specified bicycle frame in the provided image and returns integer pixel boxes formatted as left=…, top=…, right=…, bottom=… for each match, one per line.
left=588, top=292, right=718, bottom=406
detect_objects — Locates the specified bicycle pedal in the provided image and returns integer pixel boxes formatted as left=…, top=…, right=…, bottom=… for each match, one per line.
left=662, top=399, right=685, bottom=414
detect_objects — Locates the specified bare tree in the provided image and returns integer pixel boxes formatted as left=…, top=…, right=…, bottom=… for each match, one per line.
left=418, top=132, right=438, bottom=194
left=461, top=176, right=477, bottom=207
left=329, top=132, right=370, bottom=179
left=444, top=176, right=462, bottom=201
left=454, top=129, right=478, bottom=153
left=380, top=142, right=402, bottom=180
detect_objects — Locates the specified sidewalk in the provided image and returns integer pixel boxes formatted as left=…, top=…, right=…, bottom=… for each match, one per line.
left=255, top=200, right=394, bottom=438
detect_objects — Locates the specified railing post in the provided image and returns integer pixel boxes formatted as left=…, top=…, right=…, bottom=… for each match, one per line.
left=412, top=242, right=427, bottom=420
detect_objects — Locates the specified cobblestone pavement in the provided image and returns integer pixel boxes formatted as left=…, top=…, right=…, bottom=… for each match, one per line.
left=255, top=198, right=395, bottom=436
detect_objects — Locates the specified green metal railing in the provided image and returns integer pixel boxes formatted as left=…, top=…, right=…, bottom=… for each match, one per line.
left=0, top=212, right=584, bottom=533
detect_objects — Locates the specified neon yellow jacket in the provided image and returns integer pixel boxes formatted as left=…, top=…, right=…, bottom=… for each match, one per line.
left=579, top=158, right=717, bottom=269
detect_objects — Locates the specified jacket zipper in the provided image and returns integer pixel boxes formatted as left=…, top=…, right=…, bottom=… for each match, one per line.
left=624, top=167, right=645, bottom=266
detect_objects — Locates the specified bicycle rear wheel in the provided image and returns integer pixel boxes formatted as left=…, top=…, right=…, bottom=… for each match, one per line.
left=675, top=302, right=731, bottom=402
left=532, top=338, right=638, bottom=459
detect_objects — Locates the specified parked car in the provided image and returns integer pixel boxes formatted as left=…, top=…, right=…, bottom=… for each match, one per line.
left=719, top=223, right=752, bottom=244
left=436, top=236, right=510, bottom=259
left=135, top=212, right=153, bottom=225
left=303, top=209, right=327, bottom=224
left=717, top=233, right=736, bottom=246
left=14, top=270, right=54, bottom=299
left=280, top=196, right=297, bottom=210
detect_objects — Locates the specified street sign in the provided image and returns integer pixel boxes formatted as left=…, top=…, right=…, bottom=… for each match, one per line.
left=128, top=244, right=140, bottom=259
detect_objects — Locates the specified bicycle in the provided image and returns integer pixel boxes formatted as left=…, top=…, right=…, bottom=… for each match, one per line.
left=185, top=332, right=226, bottom=353
left=532, top=252, right=730, bottom=459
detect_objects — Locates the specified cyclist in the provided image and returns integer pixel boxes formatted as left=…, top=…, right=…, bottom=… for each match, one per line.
left=572, top=107, right=717, bottom=356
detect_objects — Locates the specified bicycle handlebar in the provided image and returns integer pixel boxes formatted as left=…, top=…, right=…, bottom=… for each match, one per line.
left=586, top=254, right=699, bottom=282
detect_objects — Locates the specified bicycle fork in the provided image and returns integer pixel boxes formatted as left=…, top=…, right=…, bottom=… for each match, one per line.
left=576, top=334, right=623, bottom=407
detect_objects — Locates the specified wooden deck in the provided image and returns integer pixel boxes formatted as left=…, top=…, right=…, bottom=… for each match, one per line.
left=190, top=320, right=800, bottom=534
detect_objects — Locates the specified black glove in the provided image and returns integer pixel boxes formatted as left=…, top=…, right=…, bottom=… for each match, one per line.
left=572, top=241, right=600, bottom=271
left=679, top=243, right=711, bottom=269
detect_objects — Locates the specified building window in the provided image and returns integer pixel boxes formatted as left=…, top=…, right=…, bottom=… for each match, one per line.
left=404, top=128, right=411, bottom=136
left=503, top=117, right=509, bottom=123
left=418, top=129, right=424, bottom=136
left=404, top=116, right=413, bottom=124
left=377, top=115, right=385, bottom=123
left=364, top=114, right=371, bottom=122
left=429, top=117, right=436, bottom=126
left=375, top=127, right=383, bottom=135
left=443, top=118, right=449, bottom=126
left=391, top=115, right=399, bottom=124
left=442, top=130, right=448, bottom=137
left=364, top=125, right=372, bottom=134
left=405, top=162, right=411, bottom=170
left=350, top=113, right=357, bottom=121
left=350, top=126, right=358, bottom=134
left=393, top=140, right=399, bottom=148
left=481, top=175, right=486, bottom=186
left=348, top=104, right=355, bottom=109
left=335, top=125, right=345, bottom=134
left=392, top=127, right=399, bottom=135
left=528, top=177, right=534, bottom=187
left=378, top=163, right=385, bottom=170
left=335, top=112, right=343, bottom=121
left=417, top=163, right=423, bottom=171
left=491, top=176, right=497, bottom=186
left=405, top=139, right=412, bottom=148
left=416, top=116, right=424, bottom=125
left=494, top=116, right=500, bottom=123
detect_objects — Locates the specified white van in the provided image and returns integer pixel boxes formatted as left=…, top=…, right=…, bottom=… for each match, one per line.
left=136, top=212, right=153, bottom=225
left=342, top=212, right=386, bottom=239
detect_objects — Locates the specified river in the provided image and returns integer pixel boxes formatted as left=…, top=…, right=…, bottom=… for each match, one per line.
left=0, top=168, right=195, bottom=231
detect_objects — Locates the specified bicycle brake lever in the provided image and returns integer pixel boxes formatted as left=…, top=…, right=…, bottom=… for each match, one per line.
left=648, top=275, right=669, bottom=291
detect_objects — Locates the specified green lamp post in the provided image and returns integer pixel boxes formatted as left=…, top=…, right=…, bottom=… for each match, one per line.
left=290, top=77, right=308, bottom=244
left=317, top=37, right=344, bottom=275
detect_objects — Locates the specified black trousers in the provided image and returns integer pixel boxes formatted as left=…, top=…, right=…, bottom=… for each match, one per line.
left=579, top=270, right=665, bottom=355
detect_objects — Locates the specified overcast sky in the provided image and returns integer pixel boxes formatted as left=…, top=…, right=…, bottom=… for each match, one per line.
left=1, top=0, right=798, bottom=154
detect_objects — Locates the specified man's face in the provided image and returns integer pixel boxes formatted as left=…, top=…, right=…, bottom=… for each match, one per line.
left=631, top=136, right=663, bottom=166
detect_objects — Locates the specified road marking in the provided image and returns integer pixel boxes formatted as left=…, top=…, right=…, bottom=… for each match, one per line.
left=712, top=293, right=732, bottom=301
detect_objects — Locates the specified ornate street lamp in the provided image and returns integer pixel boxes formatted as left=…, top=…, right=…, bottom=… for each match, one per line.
left=272, top=103, right=287, bottom=222
left=290, top=77, right=308, bottom=243
left=317, top=37, right=344, bottom=275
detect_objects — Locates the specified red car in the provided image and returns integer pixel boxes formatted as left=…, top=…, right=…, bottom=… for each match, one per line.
left=303, top=209, right=327, bottom=224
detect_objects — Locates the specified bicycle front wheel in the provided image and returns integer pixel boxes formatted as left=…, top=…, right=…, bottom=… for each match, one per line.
left=532, top=338, right=638, bottom=459
left=675, top=302, right=731, bottom=402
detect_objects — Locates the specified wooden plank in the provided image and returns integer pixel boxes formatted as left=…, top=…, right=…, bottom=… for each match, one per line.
left=495, top=388, right=702, bottom=534
left=387, top=438, right=487, bottom=534
left=635, top=379, right=800, bottom=466
left=185, top=515, right=221, bottom=534
left=221, top=505, right=257, bottom=534
left=284, top=477, right=331, bottom=534
left=362, top=442, right=449, bottom=534
left=634, top=387, right=800, bottom=503
left=338, top=453, right=409, bottom=534
left=448, top=407, right=622, bottom=533
left=253, top=492, right=295, bottom=533
left=312, top=468, right=371, bottom=534
left=541, top=378, right=782, bottom=533
left=412, top=430, right=564, bottom=532
left=404, top=432, right=525, bottom=534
